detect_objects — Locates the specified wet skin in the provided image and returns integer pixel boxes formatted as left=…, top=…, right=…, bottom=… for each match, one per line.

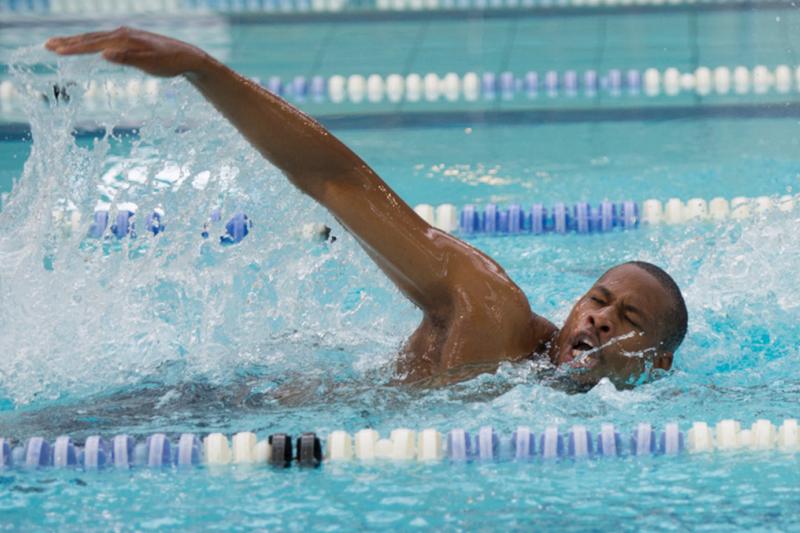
left=46, top=28, right=675, bottom=388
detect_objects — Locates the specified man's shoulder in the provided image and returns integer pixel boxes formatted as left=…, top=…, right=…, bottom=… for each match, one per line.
left=438, top=238, right=557, bottom=349
left=491, top=286, right=557, bottom=356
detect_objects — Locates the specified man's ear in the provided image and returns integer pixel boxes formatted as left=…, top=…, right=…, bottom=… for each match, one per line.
left=653, top=351, right=673, bottom=371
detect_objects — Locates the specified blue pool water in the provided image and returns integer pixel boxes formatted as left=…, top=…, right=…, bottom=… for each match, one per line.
left=3, top=8, right=800, bottom=530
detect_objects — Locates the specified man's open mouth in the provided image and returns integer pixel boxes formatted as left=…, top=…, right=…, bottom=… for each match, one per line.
left=572, top=340, right=594, bottom=358
left=570, top=333, right=598, bottom=359
left=562, top=332, right=601, bottom=370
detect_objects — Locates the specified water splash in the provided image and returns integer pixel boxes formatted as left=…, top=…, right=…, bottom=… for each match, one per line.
left=676, top=208, right=800, bottom=383
left=0, top=46, right=411, bottom=407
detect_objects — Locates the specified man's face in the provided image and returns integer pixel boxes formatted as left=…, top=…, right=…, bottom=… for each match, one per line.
left=553, top=264, right=675, bottom=387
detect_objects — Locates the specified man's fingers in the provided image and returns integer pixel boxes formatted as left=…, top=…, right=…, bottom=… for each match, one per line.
left=45, top=31, right=123, bottom=55
left=44, top=27, right=183, bottom=76
left=47, top=30, right=113, bottom=46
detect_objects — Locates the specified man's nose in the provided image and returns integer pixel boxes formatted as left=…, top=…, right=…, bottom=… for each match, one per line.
left=588, top=310, right=613, bottom=342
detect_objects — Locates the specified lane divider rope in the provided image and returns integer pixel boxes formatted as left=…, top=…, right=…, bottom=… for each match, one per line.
left=57, top=203, right=253, bottom=244
left=2, top=65, right=800, bottom=112
left=48, top=193, right=794, bottom=246
left=1, top=419, right=798, bottom=469
left=414, top=194, right=795, bottom=235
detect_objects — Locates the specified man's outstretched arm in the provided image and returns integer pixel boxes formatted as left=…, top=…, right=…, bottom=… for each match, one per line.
left=48, top=29, right=491, bottom=310
left=45, top=27, right=549, bottom=355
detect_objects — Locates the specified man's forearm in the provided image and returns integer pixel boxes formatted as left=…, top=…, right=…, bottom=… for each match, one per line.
left=187, top=55, right=363, bottom=200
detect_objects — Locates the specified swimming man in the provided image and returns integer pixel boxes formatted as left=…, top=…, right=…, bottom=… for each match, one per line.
left=45, top=27, right=688, bottom=388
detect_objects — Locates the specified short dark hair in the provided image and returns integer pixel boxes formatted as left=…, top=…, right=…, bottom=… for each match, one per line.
left=619, top=261, right=688, bottom=352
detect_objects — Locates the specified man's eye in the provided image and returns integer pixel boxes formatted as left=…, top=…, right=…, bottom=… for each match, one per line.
left=590, top=296, right=605, bottom=305
left=626, top=317, right=641, bottom=329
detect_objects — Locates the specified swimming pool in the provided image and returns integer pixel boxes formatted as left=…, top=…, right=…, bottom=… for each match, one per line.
left=3, top=7, right=800, bottom=530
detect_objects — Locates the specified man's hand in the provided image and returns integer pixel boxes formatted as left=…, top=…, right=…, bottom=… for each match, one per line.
left=45, top=27, right=206, bottom=79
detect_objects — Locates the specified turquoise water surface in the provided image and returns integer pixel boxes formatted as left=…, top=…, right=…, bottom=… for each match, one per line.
left=2, top=8, right=800, bottom=531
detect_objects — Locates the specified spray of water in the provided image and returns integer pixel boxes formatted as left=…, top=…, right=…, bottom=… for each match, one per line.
left=0, top=46, right=413, bottom=407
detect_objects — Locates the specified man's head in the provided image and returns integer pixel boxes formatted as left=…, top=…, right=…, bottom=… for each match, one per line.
left=552, top=261, right=687, bottom=387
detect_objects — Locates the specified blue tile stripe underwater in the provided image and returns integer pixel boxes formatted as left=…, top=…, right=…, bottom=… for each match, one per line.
left=0, top=420, right=797, bottom=469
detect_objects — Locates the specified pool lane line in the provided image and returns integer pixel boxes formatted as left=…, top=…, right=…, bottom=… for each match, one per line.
left=42, top=195, right=800, bottom=248
left=416, top=195, right=793, bottom=235
left=1, top=420, right=797, bottom=469
left=3, top=65, right=799, bottom=112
